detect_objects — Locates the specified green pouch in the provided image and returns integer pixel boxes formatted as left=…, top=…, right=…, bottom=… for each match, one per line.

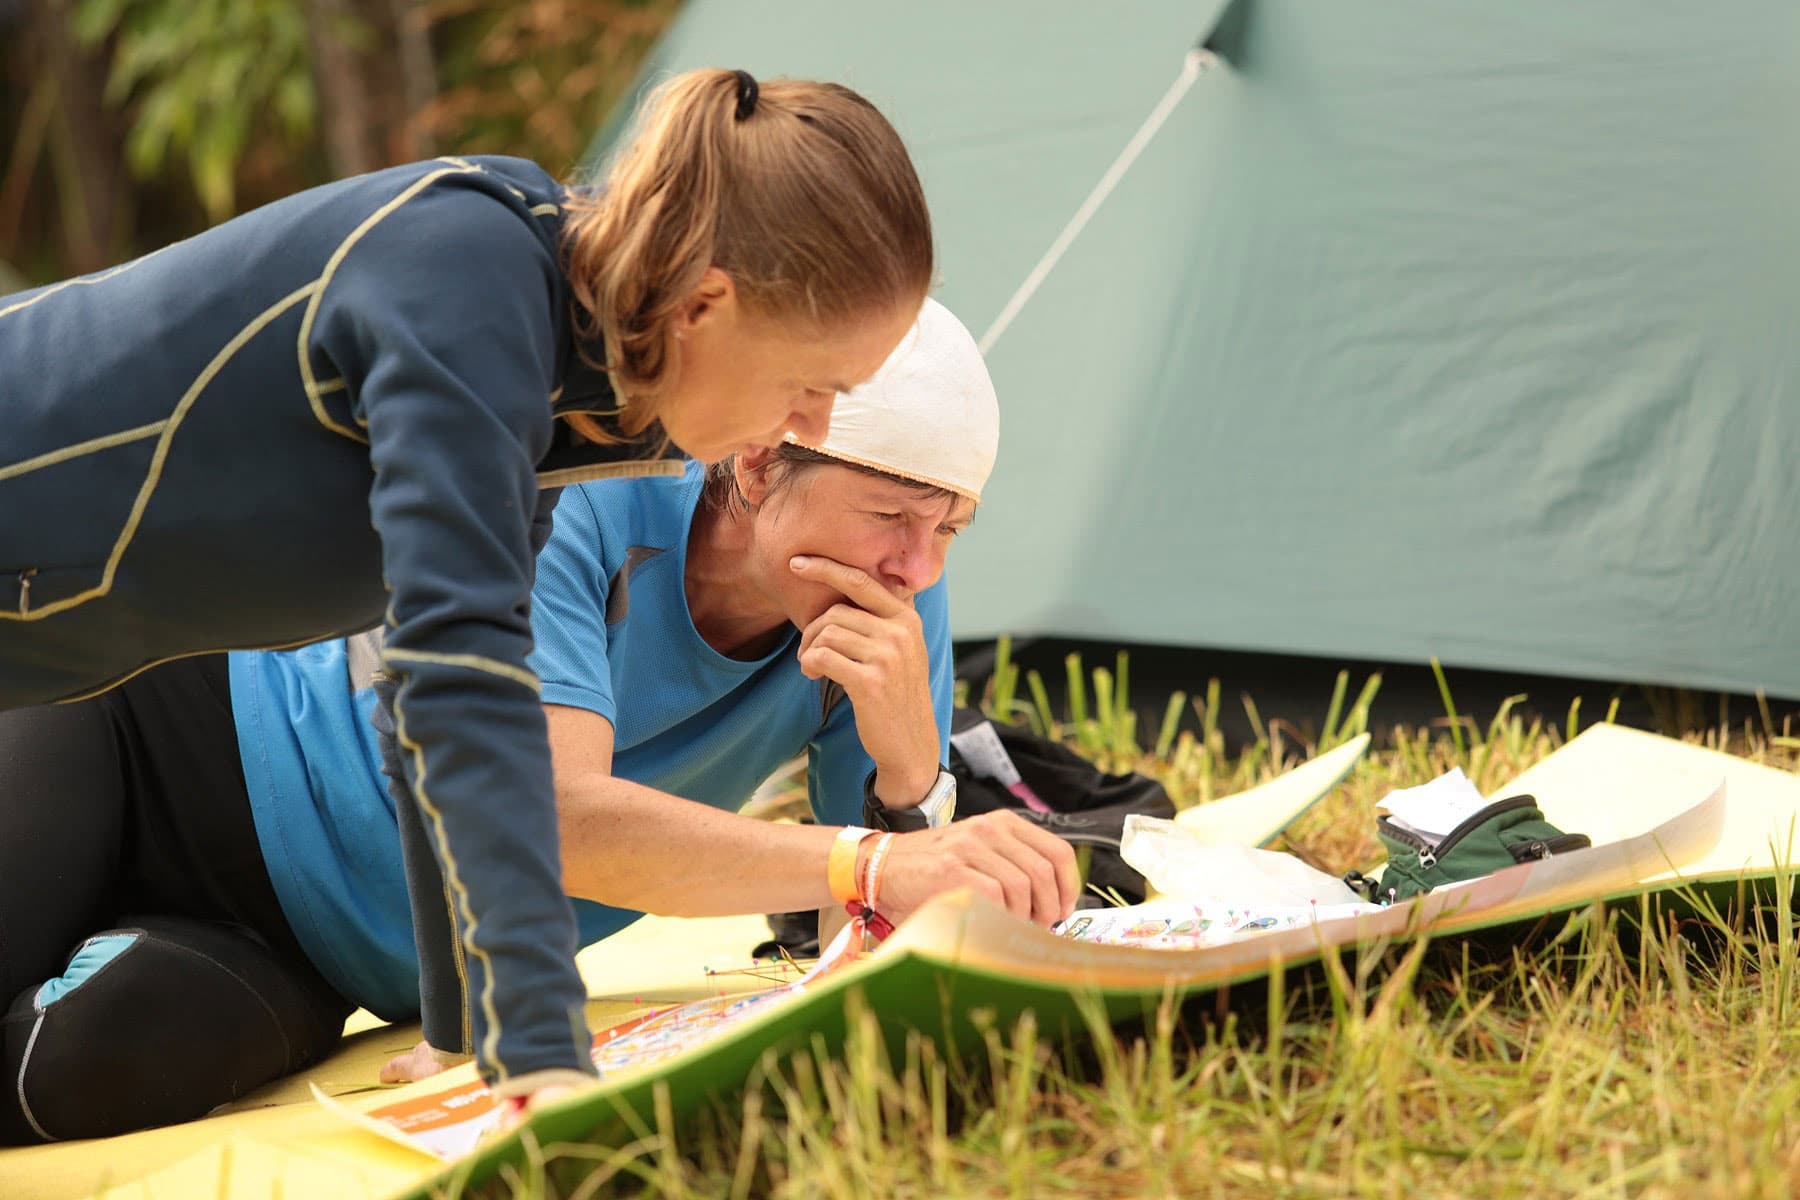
left=1350, top=794, right=1591, bottom=904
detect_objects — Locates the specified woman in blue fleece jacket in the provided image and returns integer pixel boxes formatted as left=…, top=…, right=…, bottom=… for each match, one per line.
left=0, top=67, right=932, bottom=1126
left=0, top=299, right=1078, bottom=1143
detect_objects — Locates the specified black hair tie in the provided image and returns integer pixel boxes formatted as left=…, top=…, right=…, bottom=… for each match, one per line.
left=732, top=69, right=758, bottom=121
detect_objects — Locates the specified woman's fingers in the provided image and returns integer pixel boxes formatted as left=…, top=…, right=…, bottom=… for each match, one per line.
left=970, top=812, right=1079, bottom=923
left=797, top=643, right=863, bottom=683
left=883, top=811, right=1079, bottom=927
left=491, top=1084, right=580, bottom=1136
left=1003, top=815, right=1083, bottom=918
left=803, top=623, right=880, bottom=665
left=789, top=555, right=907, bottom=617
left=965, top=843, right=1033, bottom=916
left=798, top=602, right=899, bottom=658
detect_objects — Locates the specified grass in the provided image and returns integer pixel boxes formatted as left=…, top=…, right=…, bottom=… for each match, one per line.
left=475, top=645, right=1800, bottom=1200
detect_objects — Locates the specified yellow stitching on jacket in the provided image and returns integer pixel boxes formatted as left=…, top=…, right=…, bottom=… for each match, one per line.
left=383, top=636, right=543, bottom=1063
left=295, top=159, right=484, bottom=442
left=0, top=421, right=167, bottom=484
left=311, top=376, right=371, bottom=428
left=383, top=613, right=470, bottom=1052
left=49, top=631, right=344, bottom=704
left=528, top=203, right=559, bottom=217
left=390, top=686, right=504, bottom=1079
left=442, top=871, right=472, bottom=1054
left=535, top=460, right=686, bottom=489
left=1, top=281, right=319, bottom=623
left=0, top=245, right=171, bottom=321
left=380, top=648, right=543, bottom=694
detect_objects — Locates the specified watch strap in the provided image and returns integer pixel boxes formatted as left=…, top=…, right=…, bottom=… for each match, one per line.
left=862, top=767, right=955, bottom=833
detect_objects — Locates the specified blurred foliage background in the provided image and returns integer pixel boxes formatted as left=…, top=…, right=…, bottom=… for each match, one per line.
left=0, top=0, right=678, bottom=288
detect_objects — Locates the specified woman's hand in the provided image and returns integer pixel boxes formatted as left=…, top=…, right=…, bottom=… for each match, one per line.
left=791, top=554, right=940, bottom=805
left=491, top=1083, right=581, bottom=1136
left=874, top=810, right=1080, bottom=926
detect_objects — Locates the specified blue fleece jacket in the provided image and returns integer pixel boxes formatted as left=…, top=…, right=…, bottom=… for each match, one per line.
left=0, top=156, right=682, bottom=1087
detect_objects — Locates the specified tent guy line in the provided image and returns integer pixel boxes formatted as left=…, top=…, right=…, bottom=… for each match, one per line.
left=978, top=47, right=1217, bottom=357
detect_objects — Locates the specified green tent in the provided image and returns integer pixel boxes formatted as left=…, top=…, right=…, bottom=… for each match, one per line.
left=596, top=1, right=1800, bottom=699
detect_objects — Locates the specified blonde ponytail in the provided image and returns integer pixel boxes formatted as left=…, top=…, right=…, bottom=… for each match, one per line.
left=562, top=68, right=933, bottom=436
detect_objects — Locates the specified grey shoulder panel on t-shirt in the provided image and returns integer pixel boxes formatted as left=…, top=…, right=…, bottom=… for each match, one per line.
left=819, top=679, right=847, bottom=730
left=604, top=545, right=666, bottom=625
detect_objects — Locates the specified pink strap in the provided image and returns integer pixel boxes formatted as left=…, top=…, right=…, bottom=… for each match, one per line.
left=1007, top=778, right=1053, bottom=814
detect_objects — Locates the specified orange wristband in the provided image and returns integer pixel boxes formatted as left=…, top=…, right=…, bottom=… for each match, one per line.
left=862, top=833, right=897, bottom=909
left=828, top=826, right=875, bottom=903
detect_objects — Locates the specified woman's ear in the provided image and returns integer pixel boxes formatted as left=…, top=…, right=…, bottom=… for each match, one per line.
left=675, top=266, right=736, bottom=336
left=734, top=445, right=779, bottom=507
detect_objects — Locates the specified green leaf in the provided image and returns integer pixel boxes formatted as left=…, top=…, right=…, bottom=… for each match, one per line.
left=273, top=72, right=317, bottom=136
left=1431, top=656, right=1467, bottom=762
left=69, top=0, right=133, bottom=45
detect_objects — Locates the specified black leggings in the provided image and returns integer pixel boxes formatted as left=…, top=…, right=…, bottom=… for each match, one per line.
left=0, top=657, right=352, bottom=1144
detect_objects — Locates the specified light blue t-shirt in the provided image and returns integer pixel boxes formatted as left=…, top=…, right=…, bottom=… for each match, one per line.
left=231, top=463, right=954, bottom=1018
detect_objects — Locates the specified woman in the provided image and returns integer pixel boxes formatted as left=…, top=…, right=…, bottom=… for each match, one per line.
left=0, top=68, right=933, bottom=1115
left=0, top=300, right=1076, bottom=1141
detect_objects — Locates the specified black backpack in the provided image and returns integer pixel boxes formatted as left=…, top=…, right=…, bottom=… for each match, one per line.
left=930, top=707, right=1175, bottom=906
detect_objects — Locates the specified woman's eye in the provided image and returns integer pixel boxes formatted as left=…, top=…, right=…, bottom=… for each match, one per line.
left=869, top=511, right=902, bottom=522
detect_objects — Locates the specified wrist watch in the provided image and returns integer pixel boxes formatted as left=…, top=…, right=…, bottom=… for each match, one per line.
left=863, top=766, right=957, bottom=833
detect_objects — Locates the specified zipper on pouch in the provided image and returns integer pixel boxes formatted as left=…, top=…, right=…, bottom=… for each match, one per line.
left=1378, top=794, right=1540, bottom=869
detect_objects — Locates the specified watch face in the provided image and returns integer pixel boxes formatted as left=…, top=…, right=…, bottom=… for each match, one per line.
left=919, top=772, right=957, bottom=828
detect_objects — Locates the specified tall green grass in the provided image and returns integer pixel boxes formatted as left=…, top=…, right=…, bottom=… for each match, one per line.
left=478, top=653, right=1800, bottom=1200
left=967, top=636, right=1385, bottom=809
left=488, top=896, right=1800, bottom=1198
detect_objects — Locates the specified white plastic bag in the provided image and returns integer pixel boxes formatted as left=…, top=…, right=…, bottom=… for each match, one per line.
left=1120, top=814, right=1366, bottom=907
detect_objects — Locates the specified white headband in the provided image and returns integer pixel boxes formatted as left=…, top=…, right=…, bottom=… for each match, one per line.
left=786, top=298, right=999, bottom=502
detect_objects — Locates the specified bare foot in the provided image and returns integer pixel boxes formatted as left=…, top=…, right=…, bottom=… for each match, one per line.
left=379, top=1039, right=456, bottom=1084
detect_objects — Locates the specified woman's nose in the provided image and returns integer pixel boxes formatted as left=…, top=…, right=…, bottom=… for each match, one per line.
left=885, top=531, right=944, bottom=596
left=784, top=398, right=832, bottom=446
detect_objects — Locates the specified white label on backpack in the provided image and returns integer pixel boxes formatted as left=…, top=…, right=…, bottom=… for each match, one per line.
left=950, top=721, right=1023, bottom=787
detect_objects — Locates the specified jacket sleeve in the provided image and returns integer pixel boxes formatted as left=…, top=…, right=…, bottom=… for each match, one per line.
left=373, top=485, right=566, bottom=1062
left=311, top=180, right=593, bottom=1090
left=370, top=671, right=464, bottom=1057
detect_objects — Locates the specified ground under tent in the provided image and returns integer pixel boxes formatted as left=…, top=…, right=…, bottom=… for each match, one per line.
left=4, top=724, right=1795, bottom=1200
